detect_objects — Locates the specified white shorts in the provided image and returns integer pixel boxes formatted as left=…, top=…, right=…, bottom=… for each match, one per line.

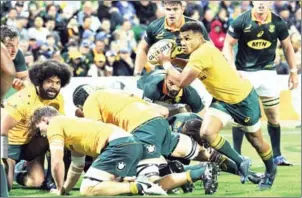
left=239, top=70, right=280, bottom=98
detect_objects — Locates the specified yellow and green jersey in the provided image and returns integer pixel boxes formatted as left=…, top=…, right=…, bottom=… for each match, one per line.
left=83, top=89, right=162, bottom=132
left=47, top=116, right=118, bottom=158
left=4, top=85, right=65, bottom=145
left=187, top=42, right=253, bottom=104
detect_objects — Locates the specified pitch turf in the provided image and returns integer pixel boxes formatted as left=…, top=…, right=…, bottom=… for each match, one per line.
left=9, top=125, right=301, bottom=197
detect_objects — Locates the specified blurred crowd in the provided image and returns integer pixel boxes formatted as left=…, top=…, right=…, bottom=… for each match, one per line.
left=1, top=1, right=301, bottom=77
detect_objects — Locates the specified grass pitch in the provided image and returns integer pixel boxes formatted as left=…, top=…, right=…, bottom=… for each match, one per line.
left=9, top=124, right=301, bottom=197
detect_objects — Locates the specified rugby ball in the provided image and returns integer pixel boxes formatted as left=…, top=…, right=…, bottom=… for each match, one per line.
left=147, top=39, right=176, bottom=65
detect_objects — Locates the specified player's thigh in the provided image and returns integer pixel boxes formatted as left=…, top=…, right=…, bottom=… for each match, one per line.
left=133, top=118, right=175, bottom=158
left=26, top=155, right=45, bottom=180
left=229, top=89, right=261, bottom=133
left=90, top=137, right=144, bottom=178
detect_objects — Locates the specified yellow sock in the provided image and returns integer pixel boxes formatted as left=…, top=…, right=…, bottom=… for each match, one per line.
left=186, top=170, right=193, bottom=184
left=129, top=182, right=138, bottom=194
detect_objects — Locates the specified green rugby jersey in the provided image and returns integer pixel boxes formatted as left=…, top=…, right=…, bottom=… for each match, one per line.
left=144, top=16, right=209, bottom=59
left=228, top=9, right=289, bottom=71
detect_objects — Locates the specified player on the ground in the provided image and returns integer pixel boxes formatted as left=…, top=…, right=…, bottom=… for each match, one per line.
left=134, top=1, right=209, bottom=75
left=223, top=1, right=299, bottom=166
left=159, top=21, right=277, bottom=190
left=73, top=87, right=219, bottom=195
left=137, top=69, right=204, bottom=116
left=28, top=106, right=166, bottom=196
left=1, top=25, right=28, bottom=92
left=1, top=43, right=16, bottom=197
left=1, top=60, right=72, bottom=190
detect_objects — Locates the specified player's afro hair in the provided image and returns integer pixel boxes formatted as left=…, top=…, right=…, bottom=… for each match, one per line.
left=29, top=60, right=72, bottom=87
left=72, top=84, right=96, bottom=107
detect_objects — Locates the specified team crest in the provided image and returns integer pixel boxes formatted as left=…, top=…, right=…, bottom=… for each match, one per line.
left=269, top=25, right=275, bottom=33
left=244, top=117, right=251, bottom=123
left=117, top=162, right=126, bottom=170
left=146, top=145, right=155, bottom=153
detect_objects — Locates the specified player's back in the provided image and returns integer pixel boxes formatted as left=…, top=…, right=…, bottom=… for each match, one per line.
left=83, top=89, right=162, bottom=132
left=47, top=116, right=117, bottom=157
left=189, top=42, right=253, bottom=104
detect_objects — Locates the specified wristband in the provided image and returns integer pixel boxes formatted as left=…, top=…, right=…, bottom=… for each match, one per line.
left=1, top=136, right=8, bottom=159
left=290, top=68, right=298, bottom=73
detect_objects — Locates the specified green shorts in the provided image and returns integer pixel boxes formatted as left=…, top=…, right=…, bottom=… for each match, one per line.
left=210, top=88, right=261, bottom=128
left=91, top=136, right=143, bottom=177
left=132, top=117, right=180, bottom=159
left=8, top=135, right=49, bottom=161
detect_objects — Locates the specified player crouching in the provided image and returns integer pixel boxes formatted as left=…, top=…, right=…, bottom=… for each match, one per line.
left=28, top=106, right=166, bottom=196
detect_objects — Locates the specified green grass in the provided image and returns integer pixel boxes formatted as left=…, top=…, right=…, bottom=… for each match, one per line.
left=9, top=125, right=301, bottom=197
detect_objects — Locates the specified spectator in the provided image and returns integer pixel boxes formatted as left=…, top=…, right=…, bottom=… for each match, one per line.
left=95, top=31, right=111, bottom=47
left=45, top=17, right=61, bottom=46
left=99, top=18, right=111, bottom=34
left=66, top=17, right=80, bottom=42
left=67, top=50, right=89, bottom=77
left=88, top=54, right=110, bottom=77
left=202, top=8, right=215, bottom=32
left=79, top=15, right=94, bottom=41
left=2, top=7, right=18, bottom=26
left=114, top=1, right=136, bottom=23
left=77, top=1, right=101, bottom=32
left=24, top=52, right=34, bottom=68
left=79, top=39, right=94, bottom=65
left=89, top=39, right=106, bottom=60
left=28, top=16, right=50, bottom=43
left=184, top=1, right=204, bottom=21
left=19, top=39, right=30, bottom=54
left=209, top=20, right=226, bottom=51
left=15, top=15, right=29, bottom=41
left=216, top=7, right=229, bottom=33
left=132, top=1, right=157, bottom=26
left=105, top=50, right=117, bottom=68
left=96, top=1, right=123, bottom=32
left=112, top=48, right=134, bottom=76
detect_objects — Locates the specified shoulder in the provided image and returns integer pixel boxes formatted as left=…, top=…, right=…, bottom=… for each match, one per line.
left=149, top=17, right=165, bottom=27
left=184, top=16, right=196, bottom=22
left=271, top=11, right=286, bottom=23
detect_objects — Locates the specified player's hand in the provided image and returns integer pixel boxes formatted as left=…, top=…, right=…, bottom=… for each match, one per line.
left=157, top=51, right=171, bottom=66
left=288, top=72, right=299, bottom=90
left=12, top=78, right=25, bottom=90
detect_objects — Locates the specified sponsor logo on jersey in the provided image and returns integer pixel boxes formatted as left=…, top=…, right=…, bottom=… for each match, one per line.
left=257, top=30, right=264, bottom=38
left=146, top=145, right=155, bottom=153
left=156, top=31, right=165, bottom=39
left=244, top=117, right=251, bottom=123
left=244, top=24, right=252, bottom=32
left=117, top=162, right=126, bottom=170
left=247, top=39, right=272, bottom=50
left=269, top=25, right=275, bottom=33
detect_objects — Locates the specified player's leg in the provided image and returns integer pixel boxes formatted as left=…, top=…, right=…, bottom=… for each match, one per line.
left=232, top=88, right=276, bottom=189
left=259, top=70, right=292, bottom=166
left=0, top=160, right=9, bottom=197
left=20, top=156, right=45, bottom=187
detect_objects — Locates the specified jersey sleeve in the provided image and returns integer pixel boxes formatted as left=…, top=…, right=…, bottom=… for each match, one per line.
left=144, top=23, right=155, bottom=45
left=227, top=17, right=243, bottom=39
left=13, top=50, right=27, bottom=72
left=83, top=94, right=103, bottom=121
left=4, top=93, right=27, bottom=122
left=277, top=19, right=289, bottom=41
left=47, top=119, right=64, bottom=149
left=183, top=87, right=204, bottom=113
left=143, top=84, right=161, bottom=102
left=56, top=94, right=65, bottom=115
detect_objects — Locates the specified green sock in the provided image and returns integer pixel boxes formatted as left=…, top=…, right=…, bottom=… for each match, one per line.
left=189, top=168, right=205, bottom=182
left=232, top=127, right=245, bottom=154
left=267, top=122, right=281, bottom=158
left=184, top=164, right=204, bottom=171
left=259, top=148, right=275, bottom=174
left=220, top=158, right=238, bottom=175
left=0, top=162, right=9, bottom=197
left=211, top=135, right=243, bottom=166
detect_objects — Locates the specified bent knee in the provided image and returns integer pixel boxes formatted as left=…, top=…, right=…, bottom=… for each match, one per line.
left=25, top=176, right=44, bottom=187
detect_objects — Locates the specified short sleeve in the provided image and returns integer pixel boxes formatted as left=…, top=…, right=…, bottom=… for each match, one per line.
left=227, top=17, right=243, bottom=39
left=57, top=94, right=65, bottom=115
left=277, top=19, right=289, bottom=41
left=13, top=50, right=27, bottom=72
left=47, top=119, right=64, bottom=146
left=144, top=23, right=155, bottom=45
left=183, top=87, right=204, bottom=113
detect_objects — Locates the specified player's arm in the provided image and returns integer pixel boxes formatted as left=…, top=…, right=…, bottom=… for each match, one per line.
left=222, top=17, right=241, bottom=70
left=163, top=61, right=199, bottom=89
left=1, top=43, right=16, bottom=99
left=63, top=151, right=85, bottom=194
left=49, top=140, right=65, bottom=194
left=184, top=87, right=204, bottom=113
left=222, top=34, right=238, bottom=70
left=134, top=39, right=150, bottom=75
left=281, top=37, right=299, bottom=89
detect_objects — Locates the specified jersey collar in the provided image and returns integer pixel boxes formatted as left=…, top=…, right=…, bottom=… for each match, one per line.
left=251, top=9, right=272, bottom=24
left=164, top=15, right=185, bottom=32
